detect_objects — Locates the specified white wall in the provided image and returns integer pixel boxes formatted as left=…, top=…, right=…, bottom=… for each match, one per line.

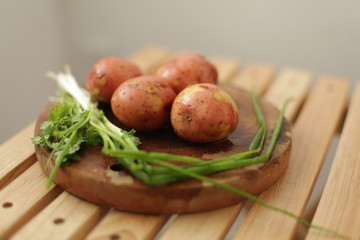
left=64, top=0, right=360, bottom=83
left=1, top=0, right=360, bottom=143
left=0, top=0, right=67, bottom=143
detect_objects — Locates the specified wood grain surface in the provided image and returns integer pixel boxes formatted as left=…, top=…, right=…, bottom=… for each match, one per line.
left=233, top=75, right=349, bottom=240
left=306, top=84, right=360, bottom=240
left=0, top=122, right=37, bottom=190
left=1, top=46, right=356, bottom=240
left=157, top=62, right=277, bottom=240
left=34, top=85, right=291, bottom=214
left=12, top=191, right=107, bottom=240
left=0, top=163, right=62, bottom=239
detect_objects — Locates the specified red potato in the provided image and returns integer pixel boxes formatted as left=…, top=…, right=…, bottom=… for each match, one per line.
left=155, top=54, right=218, bottom=94
left=86, top=57, right=142, bottom=102
left=171, top=83, right=238, bottom=143
left=111, top=76, right=177, bottom=131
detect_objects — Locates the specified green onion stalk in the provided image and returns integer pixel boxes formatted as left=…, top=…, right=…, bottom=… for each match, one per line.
left=32, top=67, right=352, bottom=240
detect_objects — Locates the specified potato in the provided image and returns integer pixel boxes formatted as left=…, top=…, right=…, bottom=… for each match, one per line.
left=171, top=83, right=238, bottom=143
left=111, top=76, right=176, bottom=131
left=86, top=57, right=142, bottom=102
left=155, top=54, right=218, bottom=94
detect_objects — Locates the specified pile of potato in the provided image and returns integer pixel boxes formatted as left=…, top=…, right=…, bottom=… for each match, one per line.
left=85, top=55, right=239, bottom=143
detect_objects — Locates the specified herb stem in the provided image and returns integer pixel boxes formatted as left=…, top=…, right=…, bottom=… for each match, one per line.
left=35, top=68, right=352, bottom=240
left=46, top=129, right=78, bottom=188
left=141, top=158, right=352, bottom=240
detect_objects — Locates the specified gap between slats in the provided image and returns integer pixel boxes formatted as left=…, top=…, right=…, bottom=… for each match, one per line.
left=84, top=52, right=242, bottom=240
left=295, top=133, right=341, bottom=240
left=86, top=210, right=171, bottom=240
left=0, top=46, right=174, bottom=240
left=152, top=56, right=243, bottom=240
left=0, top=163, right=63, bottom=239
left=0, top=154, right=36, bottom=191
left=305, top=83, right=360, bottom=240
left=10, top=47, right=174, bottom=240
left=265, top=68, right=312, bottom=123
left=0, top=121, right=37, bottom=190
left=154, top=61, right=312, bottom=240
left=233, top=76, right=349, bottom=240
left=3, top=46, right=351, bottom=240
left=11, top=191, right=109, bottom=240
left=226, top=67, right=314, bottom=239
left=141, top=54, right=312, bottom=240
left=230, top=62, right=275, bottom=95
left=294, top=76, right=351, bottom=239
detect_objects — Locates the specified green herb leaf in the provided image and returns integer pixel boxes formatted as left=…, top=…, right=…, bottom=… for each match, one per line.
left=50, top=103, right=70, bottom=121
left=31, top=136, right=43, bottom=145
left=33, top=68, right=350, bottom=240
left=85, top=126, right=103, bottom=146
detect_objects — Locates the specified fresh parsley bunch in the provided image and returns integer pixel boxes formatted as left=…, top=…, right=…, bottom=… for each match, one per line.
left=32, top=67, right=140, bottom=188
left=32, top=66, right=284, bottom=188
left=31, top=67, right=352, bottom=240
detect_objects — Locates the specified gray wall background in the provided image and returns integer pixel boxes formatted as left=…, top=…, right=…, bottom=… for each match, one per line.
left=1, top=0, right=359, bottom=143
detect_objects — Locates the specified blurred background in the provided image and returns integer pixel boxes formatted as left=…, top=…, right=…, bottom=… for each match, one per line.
left=1, top=0, right=359, bottom=143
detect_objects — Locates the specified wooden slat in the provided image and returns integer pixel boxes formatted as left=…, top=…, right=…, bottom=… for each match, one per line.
left=233, top=76, right=349, bottom=240
left=84, top=47, right=176, bottom=239
left=159, top=204, right=243, bottom=240
left=8, top=47, right=170, bottom=239
left=12, top=191, right=107, bottom=240
left=85, top=54, right=242, bottom=240
left=156, top=59, right=270, bottom=240
left=265, top=68, right=312, bottom=122
left=231, top=63, right=275, bottom=95
left=209, top=57, right=239, bottom=83
left=128, top=46, right=172, bottom=74
left=0, top=121, right=36, bottom=189
left=86, top=211, right=169, bottom=240
left=306, top=83, right=360, bottom=240
left=0, top=163, right=62, bottom=239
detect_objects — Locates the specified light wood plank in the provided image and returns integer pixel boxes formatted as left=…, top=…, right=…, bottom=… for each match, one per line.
left=265, top=68, right=312, bottom=122
left=159, top=204, right=243, bottom=240
left=233, top=76, right=349, bottom=240
left=209, top=57, right=239, bottom=83
left=12, top=191, right=107, bottom=240
left=86, top=210, right=169, bottom=240
left=306, top=83, right=360, bottom=240
left=157, top=60, right=272, bottom=240
left=231, top=63, right=275, bottom=95
left=83, top=47, right=176, bottom=239
left=86, top=54, right=243, bottom=240
left=128, top=46, right=172, bottom=74
left=9, top=47, right=173, bottom=240
left=0, top=163, right=62, bottom=239
left=0, top=121, right=36, bottom=189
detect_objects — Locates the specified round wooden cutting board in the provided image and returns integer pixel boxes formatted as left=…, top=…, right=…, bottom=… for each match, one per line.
left=34, top=85, right=291, bottom=214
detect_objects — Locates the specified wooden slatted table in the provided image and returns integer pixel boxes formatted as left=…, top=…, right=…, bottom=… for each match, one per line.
left=1, top=46, right=359, bottom=240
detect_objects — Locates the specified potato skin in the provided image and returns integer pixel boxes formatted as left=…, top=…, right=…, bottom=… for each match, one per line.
left=155, top=54, right=218, bottom=94
left=171, top=83, right=238, bottom=143
left=86, top=57, right=142, bottom=103
left=111, top=76, right=176, bottom=131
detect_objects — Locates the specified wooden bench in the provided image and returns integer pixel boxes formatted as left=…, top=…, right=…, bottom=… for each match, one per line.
left=1, top=46, right=359, bottom=240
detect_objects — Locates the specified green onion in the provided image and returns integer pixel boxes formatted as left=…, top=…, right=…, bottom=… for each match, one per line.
left=31, top=68, right=352, bottom=240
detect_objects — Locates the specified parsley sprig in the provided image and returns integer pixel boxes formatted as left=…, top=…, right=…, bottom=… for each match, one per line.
left=31, top=67, right=351, bottom=240
left=32, top=66, right=274, bottom=188
left=32, top=67, right=140, bottom=188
